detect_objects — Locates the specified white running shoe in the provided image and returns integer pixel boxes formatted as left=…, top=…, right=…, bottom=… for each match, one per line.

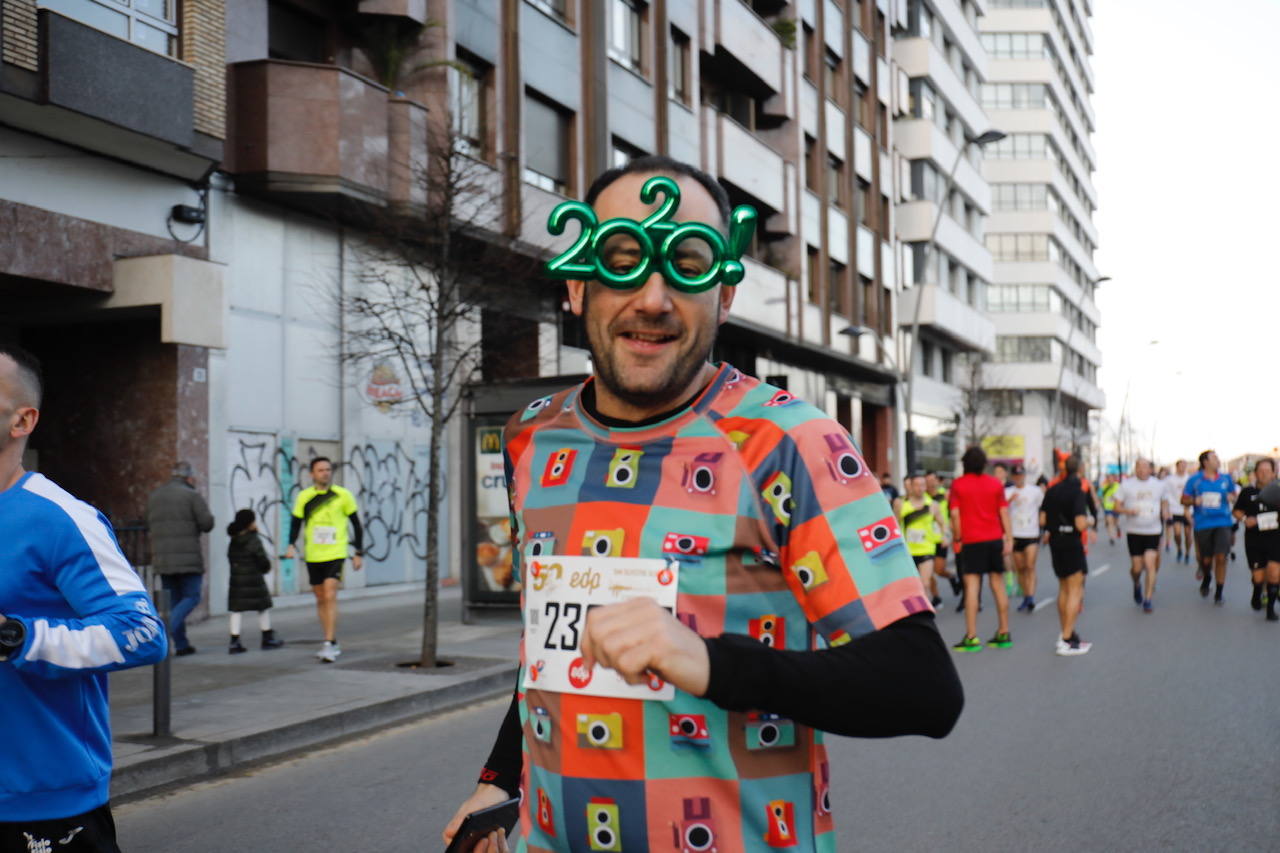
left=317, top=641, right=341, bottom=663
left=1055, top=634, right=1092, bottom=656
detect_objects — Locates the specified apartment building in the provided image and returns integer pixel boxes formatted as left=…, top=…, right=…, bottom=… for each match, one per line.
left=979, top=0, right=1102, bottom=477
left=1, top=0, right=923, bottom=605
left=891, top=0, right=996, bottom=475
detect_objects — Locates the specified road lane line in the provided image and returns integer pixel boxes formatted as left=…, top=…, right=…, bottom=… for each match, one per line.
left=1030, top=564, right=1110, bottom=612
left=1033, top=597, right=1056, bottom=612
left=1090, top=563, right=1111, bottom=578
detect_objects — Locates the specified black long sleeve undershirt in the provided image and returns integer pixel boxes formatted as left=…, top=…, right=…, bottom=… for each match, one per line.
left=285, top=512, right=364, bottom=553
left=479, top=612, right=964, bottom=795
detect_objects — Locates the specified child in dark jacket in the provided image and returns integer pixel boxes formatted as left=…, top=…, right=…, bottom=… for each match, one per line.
left=226, top=509, right=283, bottom=653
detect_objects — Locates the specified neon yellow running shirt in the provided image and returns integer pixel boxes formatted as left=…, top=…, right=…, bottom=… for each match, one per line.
left=292, top=485, right=359, bottom=562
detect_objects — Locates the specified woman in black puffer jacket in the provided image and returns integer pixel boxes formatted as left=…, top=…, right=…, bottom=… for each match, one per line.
left=226, top=509, right=283, bottom=653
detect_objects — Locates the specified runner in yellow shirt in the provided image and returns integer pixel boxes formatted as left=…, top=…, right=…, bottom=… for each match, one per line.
left=283, top=457, right=363, bottom=662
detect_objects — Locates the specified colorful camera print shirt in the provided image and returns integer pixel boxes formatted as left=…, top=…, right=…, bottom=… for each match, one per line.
left=503, top=364, right=931, bottom=853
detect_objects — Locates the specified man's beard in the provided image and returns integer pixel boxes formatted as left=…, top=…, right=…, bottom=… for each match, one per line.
left=581, top=287, right=719, bottom=410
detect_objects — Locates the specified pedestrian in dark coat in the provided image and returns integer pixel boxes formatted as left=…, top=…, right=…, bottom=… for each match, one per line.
left=226, top=509, right=283, bottom=653
left=146, top=461, right=215, bottom=655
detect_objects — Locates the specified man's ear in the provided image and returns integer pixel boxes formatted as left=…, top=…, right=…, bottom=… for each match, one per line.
left=717, top=282, right=737, bottom=324
left=566, top=280, right=585, bottom=316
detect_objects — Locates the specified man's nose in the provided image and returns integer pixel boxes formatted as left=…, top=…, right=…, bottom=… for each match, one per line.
left=633, top=271, right=673, bottom=313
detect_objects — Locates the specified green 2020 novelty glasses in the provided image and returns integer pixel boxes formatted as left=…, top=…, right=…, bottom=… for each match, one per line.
left=543, top=175, right=758, bottom=294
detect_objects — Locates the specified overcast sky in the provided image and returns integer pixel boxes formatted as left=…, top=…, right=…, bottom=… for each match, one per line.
left=1090, top=0, right=1280, bottom=466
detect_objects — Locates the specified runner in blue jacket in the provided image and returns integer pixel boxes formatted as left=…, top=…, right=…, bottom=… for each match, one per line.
left=0, top=344, right=167, bottom=850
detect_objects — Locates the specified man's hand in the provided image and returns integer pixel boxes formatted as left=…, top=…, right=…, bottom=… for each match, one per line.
left=284, top=545, right=297, bottom=560
left=1245, top=516, right=1257, bottom=529
left=1002, top=536, right=1013, bottom=557
left=442, top=783, right=512, bottom=852
left=352, top=555, right=364, bottom=571
left=580, top=597, right=710, bottom=697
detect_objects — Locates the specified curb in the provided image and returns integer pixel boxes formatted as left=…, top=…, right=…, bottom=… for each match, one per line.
left=111, top=664, right=517, bottom=801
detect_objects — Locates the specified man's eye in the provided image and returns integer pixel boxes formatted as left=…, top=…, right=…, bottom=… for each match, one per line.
left=608, top=260, right=637, bottom=273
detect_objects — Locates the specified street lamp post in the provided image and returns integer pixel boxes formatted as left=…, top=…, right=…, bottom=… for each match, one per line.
left=1048, top=274, right=1110, bottom=459
left=902, top=129, right=1005, bottom=474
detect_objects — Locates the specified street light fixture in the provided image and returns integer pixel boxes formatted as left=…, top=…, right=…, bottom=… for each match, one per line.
left=902, top=129, right=1006, bottom=474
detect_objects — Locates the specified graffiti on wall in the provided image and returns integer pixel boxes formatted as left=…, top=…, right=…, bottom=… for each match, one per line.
left=227, top=435, right=436, bottom=568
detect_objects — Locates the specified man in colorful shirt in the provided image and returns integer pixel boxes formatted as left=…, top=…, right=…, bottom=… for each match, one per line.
left=283, top=457, right=363, bottom=662
left=1182, top=449, right=1239, bottom=604
left=442, top=157, right=963, bottom=852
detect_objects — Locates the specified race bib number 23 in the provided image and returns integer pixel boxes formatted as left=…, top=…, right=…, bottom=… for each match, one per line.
left=523, top=555, right=678, bottom=701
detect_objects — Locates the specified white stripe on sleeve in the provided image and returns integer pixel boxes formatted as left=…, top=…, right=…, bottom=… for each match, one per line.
left=25, top=619, right=126, bottom=669
left=23, top=474, right=146, bottom=596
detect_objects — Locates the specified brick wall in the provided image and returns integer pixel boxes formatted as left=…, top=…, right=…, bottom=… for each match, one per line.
left=2, top=0, right=38, bottom=71
left=183, top=0, right=226, bottom=139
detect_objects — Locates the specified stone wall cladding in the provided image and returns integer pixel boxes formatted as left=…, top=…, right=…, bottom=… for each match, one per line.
left=2, top=0, right=39, bottom=71
left=183, top=0, right=226, bottom=139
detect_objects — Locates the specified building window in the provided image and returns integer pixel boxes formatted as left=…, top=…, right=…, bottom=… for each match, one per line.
left=669, top=26, right=691, bottom=104
left=824, top=49, right=844, bottom=108
left=984, top=390, right=1024, bottom=416
left=991, top=183, right=1049, bottom=211
left=985, top=233, right=1050, bottom=262
left=804, top=135, right=819, bottom=192
left=828, top=260, right=848, bottom=318
left=609, top=0, right=644, bottom=74
left=827, top=155, right=846, bottom=207
left=526, top=0, right=569, bottom=24
left=42, top=0, right=180, bottom=55
left=524, top=91, right=571, bottom=194
left=802, top=22, right=819, bottom=81
left=265, top=0, right=329, bottom=63
left=451, top=51, right=491, bottom=160
left=941, top=348, right=954, bottom=384
left=807, top=246, right=821, bottom=306
left=611, top=136, right=645, bottom=169
left=995, top=336, right=1053, bottom=363
left=920, top=339, right=935, bottom=377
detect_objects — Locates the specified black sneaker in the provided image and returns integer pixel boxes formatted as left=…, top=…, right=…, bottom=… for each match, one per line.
left=948, top=576, right=963, bottom=597
left=175, top=646, right=197, bottom=657
left=931, top=595, right=943, bottom=607
left=228, top=639, right=247, bottom=655
left=1267, top=611, right=1279, bottom=623
left=1251, top=586, right=1263, bottom=611
left=1132, top=582, right=1142, bottom=605
left=1200, top=577, right=1211, bottom=597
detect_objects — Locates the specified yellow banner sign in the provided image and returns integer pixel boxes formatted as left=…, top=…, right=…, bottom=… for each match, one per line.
left=982, top=435, right=1025, bottom=458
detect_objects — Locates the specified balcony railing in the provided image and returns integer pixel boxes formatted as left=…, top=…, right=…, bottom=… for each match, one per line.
left=225, top=60, right=427, bottom=216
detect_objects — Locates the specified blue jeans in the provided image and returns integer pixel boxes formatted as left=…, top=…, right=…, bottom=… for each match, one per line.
left=161, top=572, right=204, bottom=651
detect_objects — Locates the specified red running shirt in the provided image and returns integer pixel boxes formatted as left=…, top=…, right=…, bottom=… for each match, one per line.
left=948, top=473, right=1008, bottom=544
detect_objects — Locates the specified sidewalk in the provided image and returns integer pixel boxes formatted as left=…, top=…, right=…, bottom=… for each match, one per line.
left=110, top=583, right=521, bottom=800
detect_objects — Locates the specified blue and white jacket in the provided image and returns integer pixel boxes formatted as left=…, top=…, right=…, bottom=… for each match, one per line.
left=0, top=472, right=168, bottom=821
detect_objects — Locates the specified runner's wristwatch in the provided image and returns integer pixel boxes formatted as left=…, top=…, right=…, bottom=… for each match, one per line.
left=0, top=617, right=27, bottom=661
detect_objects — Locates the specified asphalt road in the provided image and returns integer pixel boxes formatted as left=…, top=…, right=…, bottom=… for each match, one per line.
left=116, top=536, right=1280, bottom=852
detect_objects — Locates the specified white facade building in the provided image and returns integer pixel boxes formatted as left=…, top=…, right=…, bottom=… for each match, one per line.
left=979, top=0, right=1103, bottom=477
left=893, top=0, right=997, bottom=474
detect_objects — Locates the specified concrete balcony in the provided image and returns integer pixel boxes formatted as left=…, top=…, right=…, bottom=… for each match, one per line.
left=982, top=361, right=1106, bottom=410
left=358, top=0, right=427, bottom=22
left=898, top=282, right=996, bottom=354
left=989, top=312, right=1101, bottom=366
left=225, top=60, right=428, bottom=217
left=715, top=0, right=783, bottom=94
left=731, top=257, right=791, bottom=334
left=0, top=10, right=218, bottom=181
left=894, top=118, right=991, bottom=212
left=897, top=200, right=994, bottom=282
left=708, top=110, right=787, bottom=217
left=894, top=38, right=988, bottom=139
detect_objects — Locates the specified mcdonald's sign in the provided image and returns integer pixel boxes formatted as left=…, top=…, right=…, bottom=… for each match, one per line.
left=478, top=427, right=503, bottom=455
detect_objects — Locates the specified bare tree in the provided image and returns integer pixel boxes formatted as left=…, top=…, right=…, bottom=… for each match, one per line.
left=953, top=354, right=1011, bottom=453
left=337, top=113, right=542, bottom=667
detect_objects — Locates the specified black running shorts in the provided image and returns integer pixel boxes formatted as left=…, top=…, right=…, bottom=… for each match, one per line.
left=958, top=539, right=1004, bottom=575
left=1194, top=527, right=1231, bottom=558
left=1245, top=533, right=1280, bottom=569
left=1013, top=536, right=1039, bottom=552
left=306, top=559, right=344, bottom=586
left=1126, top=533, right=1161, bottom=557
left=0, top=803, right=120, bottom=852
left=1048, top=539, right=1087, bottom=579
